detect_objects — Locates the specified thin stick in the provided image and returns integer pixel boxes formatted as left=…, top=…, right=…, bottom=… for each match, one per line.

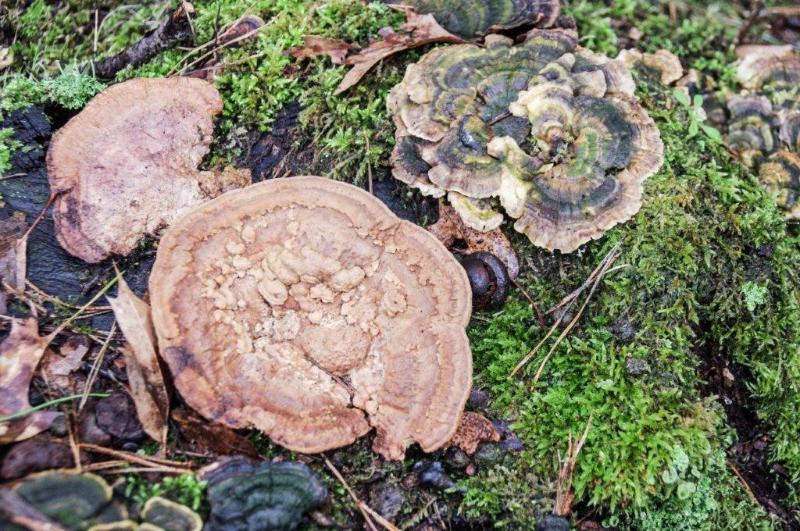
left=172, top=22, right=267, bottom=76
left=737, top=0, right=765, bottom=44
left=364, top=130, right=374, bottom=195
left=47, top=276, right=119, bottom=341
left=80, top=443, right=194, bottom=469
left=22, top=193, right=57, bottom=241
left=93, top=9, right=99, bottom=52
left=0, top=172, right=27, bottom=180
left=79, top=321, right=117, bottom=412
left=324, top=457, right=383, bottom=531
left=530, top=247, right=620, bottom=385
left=66, top=417, right=82, bottom=473
left=727, top=459, right=759, bottom=505
left=510, top=277, right=545, bottom=327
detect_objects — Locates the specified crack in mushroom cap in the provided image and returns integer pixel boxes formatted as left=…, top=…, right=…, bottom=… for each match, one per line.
left=759, top=150, right=800, bottom=219
left=150, top=177, right=472, bottom=460
left=383, top=0, right=561, bottom=39
left=47, top=77, right=250, bottom=263
left=389, top=30, right=662, bottom=252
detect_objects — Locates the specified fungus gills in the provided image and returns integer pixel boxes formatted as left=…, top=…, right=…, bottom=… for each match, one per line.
left=150, top=177, right=473, bottom=460
left=388, top=29, right=663, bottom=252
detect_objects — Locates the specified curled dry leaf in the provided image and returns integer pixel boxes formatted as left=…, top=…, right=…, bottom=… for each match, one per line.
left=448, top=411, right=500, bottom=455
left=428, top=201, right=519, bottom=279
left=150, top=177, right=472, bottom=460
left=0, top=212, right=28, bottom=314
left=288, top=36, right=354, bottom=65
left=0, top=319, right=61, bottom=444
left=40, top=335, right=89, bottom=394
left=107, top=275, right=169, bottom=445
left=335, top=7, right=466, bottom=95
left=47, top=77, right=252, bottom=263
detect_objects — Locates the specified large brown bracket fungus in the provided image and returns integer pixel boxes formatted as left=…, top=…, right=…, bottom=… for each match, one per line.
left=388, top=30, right=664, bottom=252
left=47, top=77, right=251, bottom=263
left=384, top=0, right=561, bottom=39
left=726, top=46, right=800, bottom=218
left=150, top=177, right=473, bottom=460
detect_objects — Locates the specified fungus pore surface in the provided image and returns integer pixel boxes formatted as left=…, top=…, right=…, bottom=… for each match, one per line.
left=150, top=177, right=473, bottom=460
left=47, top=77, right=250, bottom=263
left=388, top=29, right=663, bottom=252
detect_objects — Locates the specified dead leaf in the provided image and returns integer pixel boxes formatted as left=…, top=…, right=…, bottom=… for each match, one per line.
left=0, top=212, right=29, bottom=302
left=448, top=412, right=500, bottom=455
left=335, top=8, right=465, bottom=94
left=0, top=318, right=62, bottom=444
left=288, top=36, right=354, bottom=65
left=428, top=202, right=520, bottom=279
left=107, top=275, right=169, bottom=445
left=40, top=336, right=89, bottom=394
left=172, top=408, right=259, bottom=459
left=217, top=14, right=265, bottom=46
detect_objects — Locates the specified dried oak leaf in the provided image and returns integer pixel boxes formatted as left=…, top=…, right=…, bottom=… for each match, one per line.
left=389, top=30, right=663, bottom=253
left=39, top=335, right=89, bottom=394
left=108, top=275, right=169, bottom=445
left=0, top=318, right=61, bottom=444
left=335, top=7, right=466, bottom=95
left=201, top=456, right=327, bottom=531
left=384, top=0, right=561, bottom=39
left=150, top=176, right=472, bottom=460
left=448, top=411, right=500, bottom=455
left=428, top=201, right=520, bottom=279
left=47, top=77, right=251, bottom=263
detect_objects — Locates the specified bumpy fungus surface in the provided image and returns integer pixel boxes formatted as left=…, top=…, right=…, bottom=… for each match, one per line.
left=150, top=177, right=472, bottom=460
left=727, top=46, right=800, bottom=218
left=616, top=48, right=683, bottom=87
left=47, top=77, right=250, bottom=263
left=384, top=0, right=560, bottom=39
left=202, top=457, right=327, bottom=531
left=388, top=30, right=663, bottom=252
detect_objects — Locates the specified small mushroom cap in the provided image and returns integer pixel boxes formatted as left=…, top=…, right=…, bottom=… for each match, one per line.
left=384, top=0, right=561, bottom=39
left=47, top=77, right=249, bottom=263
left=141, top=497, right=202, bottom=531
left=737, top=46, right=800, bottom=97
left=616, top=48, right=684, bottom=86
left=202, top=458, right=327, bottom=531
left=388, top=30, right=662, bottom=252
left=13, top=471, right=126, bottom=529
left=759, top=150, right=800, bottom=219
left=726, top=95, right=776, bottom=166
left=150, top=177, right=472, bottom=460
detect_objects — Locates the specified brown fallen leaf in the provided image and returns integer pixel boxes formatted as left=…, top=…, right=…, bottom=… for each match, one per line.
left=336, top=8, right=465, bottom=94
left=172, top=408, right=259, bottom=459
left=107, top=275, right=169, bottom=445
left=40, top=336, right=90, bottom=394
left=428, top=201, right=520, bottom=279
left=448, top=411, right=500, bottom=455
left=288, top=36, right=354, bottom=64
left=0, top=318, right=62, bottom=444
left=0, top=212, right=29, bottom=308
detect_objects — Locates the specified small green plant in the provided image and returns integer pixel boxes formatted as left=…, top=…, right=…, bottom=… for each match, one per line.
left=125, top=474, right=207, bottom=512
left=0, top=128, right=18, bottom=175
left=741, top=281, right=769, bottom=313
left=672, top=89, right=721, bottom=142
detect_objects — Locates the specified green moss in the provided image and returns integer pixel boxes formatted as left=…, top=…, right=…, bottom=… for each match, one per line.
left=125, top=474, right=207, bottom=513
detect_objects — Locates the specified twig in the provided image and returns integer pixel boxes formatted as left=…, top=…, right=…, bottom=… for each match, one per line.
left=22, top=193, right=58, bottom=241
left=324, top=457, right=398, bottom=531
left=0, top=172, right=27, bottom=180
left=80, top=443, right=194, bottom=470
left=79, top=321, right=117, bottom=412
left=511, top=243, right=622, bottom=379
left=554, top=416, right=592, bottom=517
left=172, top=22, right=267, bottom=76
left=737, top=0, right=765, bottom=44
left=727, top=459, right=759, bottom=506
left=510, top=277, right=545, bottom=327
left=66, top=416, right=82, bottom=473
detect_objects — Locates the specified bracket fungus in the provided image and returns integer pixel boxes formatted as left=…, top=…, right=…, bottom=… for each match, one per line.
left=140, top=496, right=203, bottom=531
left=616, top=48, right=684, bottom=87
left=384, top=0, right=561, bottom=39
left=150, top=177, right=472, bottom=460
left=388, top=30, right=663, bottom=253
left=725, top=46, right=800, bottom=218
left=47, top=77, right=250, bottom=263
left=202, top=457, right=328, bottom=531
